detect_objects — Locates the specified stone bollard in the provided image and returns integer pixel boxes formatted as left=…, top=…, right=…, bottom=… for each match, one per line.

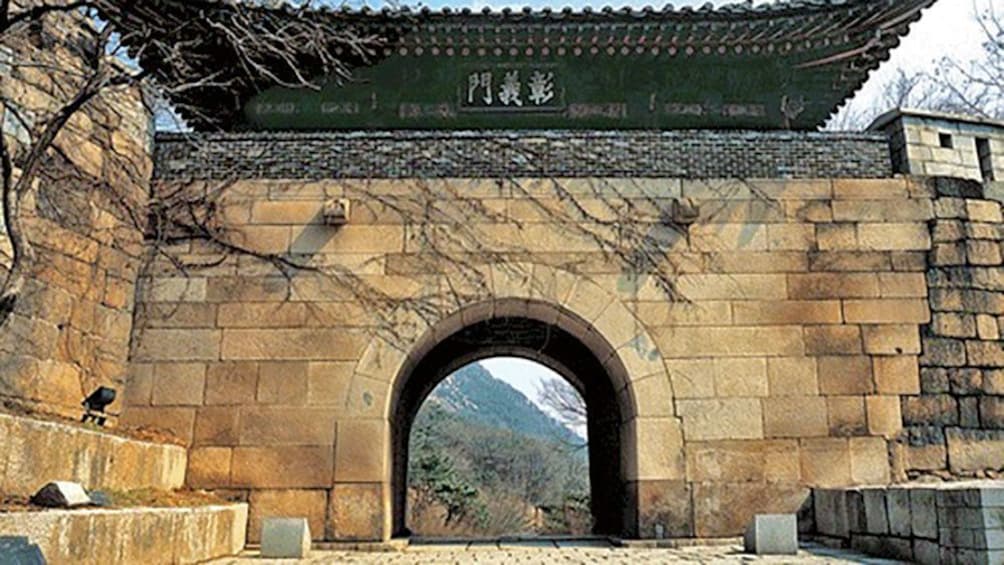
left=260, top=517, right=312, bottom=559
left=743, top=514, right=798, bottom=555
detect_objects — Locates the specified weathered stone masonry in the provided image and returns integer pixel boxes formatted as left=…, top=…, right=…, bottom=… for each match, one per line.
left=124, top=142, right=1004, bottom=542
left=154, top=130, right=891, bottom=181
left=901, top=178, right=1004, bottom=478
left=0, top=17, right=152, bottom=420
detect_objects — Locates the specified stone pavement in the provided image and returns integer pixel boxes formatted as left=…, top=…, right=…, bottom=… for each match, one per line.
left=210, top=540, right=905, bottom=564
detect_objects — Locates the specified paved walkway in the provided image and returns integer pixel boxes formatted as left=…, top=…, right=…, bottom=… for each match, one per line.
left=211, top=540, right=905, bottom=564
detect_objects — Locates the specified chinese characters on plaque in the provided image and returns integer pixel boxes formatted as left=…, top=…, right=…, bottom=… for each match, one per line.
left=464, top=69, right=558, bottom=110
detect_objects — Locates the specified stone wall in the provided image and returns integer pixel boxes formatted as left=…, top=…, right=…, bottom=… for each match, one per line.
left=812, top=482, right=1004, bottom=565
left=0, top=11, right=152, bottom=418
left=898, top=178, right=1004, bottom=479
left=0, top=503, right=248, bottom=564
left=872, top=109, right=1004, bottom=184
left=124, top=174, right=946, bottom=541
left=153, top=130, right=892, bottom=180
left=0, top=412, right=186, bottom=496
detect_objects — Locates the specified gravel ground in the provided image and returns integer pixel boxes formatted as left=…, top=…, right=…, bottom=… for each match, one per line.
left=210, top=540, right=905, bottom=564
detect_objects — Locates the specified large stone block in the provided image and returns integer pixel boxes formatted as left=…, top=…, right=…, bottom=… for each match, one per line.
left=732, top=300, right=841, bottom=325
left=231, top=446, right=334, bottom=488
left=685, top=440, right=798, bottom=483
left=911, top=488, right=938, bottom=540
left=713, top=358, right=768, bottom=397
left=902, top=395, right=958, bottom=427
left=979, top=397, right=1004, bottom=428
left=966, top=199, right=1004, bottom=223
left=306, top=362, right=355, bottom=406
left=692, top=482, right=809, bottom=537
left=947, top=428, right=1004, bottom=473
left=672, top=274, right=786, bottom=301
left=119, top=407, right=196, bottom=445
left=249, top=490, right=327, bottom=543
left=873, top=356, right=920, bottom=394
left=239, top=408, right=336, bottom=446
left=327, top=483, right=386, bottom=541
left=833, top=179, right=909, bottom=200
left=787, top=273, right=879, bottom=299
left=920, top=338, right=967, bottom=367
left=193, top=407, right=240, bottom=446
left=628, top=418, right=685, bottom=481
left=767, top=357, right=818, bottom=396
left=634, top=480, right=693, bottom=538
left=187, top=447, right=232, bottom=488
left=862, top=325, right=921, bottom=355
left=865, top=395, right=902, bottom=438
left=334, top=420, right=388, bottom=483
left=151, top=363, right=206, bottom=406
left=0, top=504, right=248, bottom=564
left=817, top=356, right=873, bottom=395
left=849, top=437, right=890, bottom=485
left=877, top=273, right=928, bottom=297
left=808, top=251, right=890, bottom=272
left=206, top=276, right=291, bottom=303
left=832, top=200, right=932, bottom=223
left=763, top=397, right=828, bottom=438
left=221, top=329, right=368, bottom=361
left=132, top=329, right=221, bottom=362
left=886, top=488, right=912, bottom=537
left=843, top=299, right=930, bottom=324
left=860, top=488, right=889, bottom=535
left=827, top=396, right=867, bottom=436
left=676, top=398, right=763, bottom=441
left=800, top=438, right=851, bottom=487
left=217, top=303, right=307, bottom=328
left=856, top=223, right=931, bottom=251
left=803, top=325, right=862, bottom=355
left=204, top=362, right=258, bottom=405
left=967, top=341, right=1004, bottom=368
left=655, top=326, right=803, bottom=358
left=813, top=489, right=848, bottom=538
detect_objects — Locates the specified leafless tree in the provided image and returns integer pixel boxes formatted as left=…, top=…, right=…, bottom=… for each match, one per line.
left=0, top=0, right=393, bottom=322
left=829, top=0, right=1002, bottom=130
left=538, top=377, right=587, bottom=439
left=930, top=0, right=1003, bottom=119
left=1, top=0, right=768, bottom=414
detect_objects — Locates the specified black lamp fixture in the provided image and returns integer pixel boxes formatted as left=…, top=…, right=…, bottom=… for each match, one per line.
left=81, top=386, right=117, bottom=426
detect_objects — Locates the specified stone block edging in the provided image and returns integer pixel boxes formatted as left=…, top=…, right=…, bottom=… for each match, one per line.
left=0, top=412, right=187, bottom=496
left=0, top=504, right=248, bottom=564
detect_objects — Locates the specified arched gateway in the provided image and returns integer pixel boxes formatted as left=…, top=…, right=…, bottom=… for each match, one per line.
left=109, top=0, right=974, bottom=548
left=349, top=267, right=686, bottom=539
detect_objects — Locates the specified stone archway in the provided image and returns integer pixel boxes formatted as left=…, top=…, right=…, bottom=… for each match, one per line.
left=344, top=265, right=688, bottom=541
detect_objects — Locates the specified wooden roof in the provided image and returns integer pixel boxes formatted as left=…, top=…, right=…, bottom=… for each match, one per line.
left=99, top=0, right=937, bottom=130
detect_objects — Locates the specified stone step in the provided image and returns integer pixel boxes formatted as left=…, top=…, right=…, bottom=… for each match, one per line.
left=0, top=412, right=186, bottom=496
left=0, top=504, right=247, bottom=564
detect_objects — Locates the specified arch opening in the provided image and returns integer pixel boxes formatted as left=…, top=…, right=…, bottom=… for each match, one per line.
left=407, top=357, right=591, bottom=537
left=391, top=300, right=638, bottom=539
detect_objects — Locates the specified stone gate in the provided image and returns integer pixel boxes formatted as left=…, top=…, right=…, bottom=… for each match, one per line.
left=4, top=0, right=1004, bottom=548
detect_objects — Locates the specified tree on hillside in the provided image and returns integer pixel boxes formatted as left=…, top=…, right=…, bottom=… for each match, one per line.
left=408, top=406, right=481, bottom=528
left=408, top=401, right=591, bottom=536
